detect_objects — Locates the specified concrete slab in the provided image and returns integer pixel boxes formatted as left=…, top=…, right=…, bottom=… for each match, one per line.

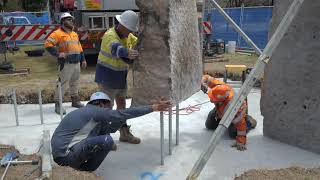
left=0, top=88, right=319, bottom=179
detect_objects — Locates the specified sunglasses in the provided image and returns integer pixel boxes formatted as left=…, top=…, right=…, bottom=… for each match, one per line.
left=64, top=18, right=74, bottom=22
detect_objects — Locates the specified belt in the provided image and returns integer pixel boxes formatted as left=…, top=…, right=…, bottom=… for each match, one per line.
left=64, top=60, right=80, bottom=64
left=58, top=58, right=80, bottom=64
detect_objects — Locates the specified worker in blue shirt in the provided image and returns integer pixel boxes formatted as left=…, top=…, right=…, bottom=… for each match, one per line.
left=51, top=92, right=171, bottom=171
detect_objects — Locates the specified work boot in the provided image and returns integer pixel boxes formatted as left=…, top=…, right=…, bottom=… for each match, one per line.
left=71, top=96, right=84, bottom=108
left=246, top=115, right=257, bottom=129
left=119, top=126, right=141, bottom=144
left=55, top=102, right=66, bottom=115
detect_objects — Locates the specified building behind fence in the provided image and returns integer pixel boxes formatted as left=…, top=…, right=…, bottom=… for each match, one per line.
left=207, top=6, right=273, bottom=50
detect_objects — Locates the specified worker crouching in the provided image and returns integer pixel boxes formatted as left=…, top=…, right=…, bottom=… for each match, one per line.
left=51, top=92, right=171, bottom=171
left=206, top=84, right=257, bottom=151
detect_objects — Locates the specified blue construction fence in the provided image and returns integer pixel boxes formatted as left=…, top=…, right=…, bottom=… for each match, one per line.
left=205, top=6, right=273, bottom=50
left=0, top=11, right=50, bottom=24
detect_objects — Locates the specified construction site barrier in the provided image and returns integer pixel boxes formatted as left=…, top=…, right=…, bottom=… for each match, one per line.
left=205, top=6, right=273, bottom=50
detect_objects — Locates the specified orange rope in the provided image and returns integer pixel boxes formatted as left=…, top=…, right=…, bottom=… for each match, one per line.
left=164, top=101, right=210, bottom=115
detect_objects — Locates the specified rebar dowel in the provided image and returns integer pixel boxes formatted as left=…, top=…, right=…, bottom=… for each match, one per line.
left=12, top=89, right=19, bottom=126
left=160, top=111, right=164, bottom=165
left=38, top=89, right=44, bottom=124
left=169, top=107, right=172, bottom=155
left=176, top=104, right=179, bottom=145
left=58, top=82, right=63, bottom=120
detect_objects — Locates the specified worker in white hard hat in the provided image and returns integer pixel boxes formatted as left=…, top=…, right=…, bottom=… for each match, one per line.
left=95, top=10, right=141, bottom=144
left=45, top=12, right=87, bottom=115
left=51, top=91, right=171, bottom=171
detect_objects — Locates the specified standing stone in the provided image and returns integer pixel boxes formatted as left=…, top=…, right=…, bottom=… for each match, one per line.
left=132, top=0, right=202, bottom=106
left=261, top=0, right=320, bottom=154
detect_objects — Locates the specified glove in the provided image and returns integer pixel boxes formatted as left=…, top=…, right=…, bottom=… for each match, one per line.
left=231, top=141, right=247, bottom=151
left=201, top=84, right=208, bottom=94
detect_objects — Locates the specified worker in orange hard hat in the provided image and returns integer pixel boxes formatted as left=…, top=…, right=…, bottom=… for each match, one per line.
left=201, top=74, right=225, bottom=93
left=206, top=84, right=257, bottom=151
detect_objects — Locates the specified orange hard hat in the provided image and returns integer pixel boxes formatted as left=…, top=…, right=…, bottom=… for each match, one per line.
left=207, top=78, right=225, bottom=88
left=202, top=74, right=211, bottom=84
left=208, top=84, right=232, bottom=103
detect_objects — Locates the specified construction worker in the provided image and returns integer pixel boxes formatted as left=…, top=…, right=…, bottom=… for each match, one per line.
left=201, top=74, right=225, bottom=93
left=206, top=84, right=257, bottom=151
left=51, top=92, right=171, bottom=172
left=45, top=12, right=87, bottom=115
left=95, top=10, right=141, bottom=144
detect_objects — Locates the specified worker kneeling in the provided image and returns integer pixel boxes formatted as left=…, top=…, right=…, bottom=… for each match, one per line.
left=51, top=92, right=171, bottom=171
left=206, top=84, right=257, bottom=151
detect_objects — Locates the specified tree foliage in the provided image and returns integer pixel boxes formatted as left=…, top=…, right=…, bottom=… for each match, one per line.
left=22, top=0, right=48, bottom=11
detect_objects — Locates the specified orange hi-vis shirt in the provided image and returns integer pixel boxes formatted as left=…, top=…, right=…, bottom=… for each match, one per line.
left=45, top=28, right=83, bottom=56
left=216, top=89, right=248, bottom=144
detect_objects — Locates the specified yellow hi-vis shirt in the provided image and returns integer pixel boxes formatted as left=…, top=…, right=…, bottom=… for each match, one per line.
left=95, top=27, right=137, bottom=89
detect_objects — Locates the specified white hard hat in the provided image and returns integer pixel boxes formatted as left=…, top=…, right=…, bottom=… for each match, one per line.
left=116, top=10, right=139, bottom=32
left=88, top=92, right=111, bottom=104
left=60, top=12, right=74, bottom=22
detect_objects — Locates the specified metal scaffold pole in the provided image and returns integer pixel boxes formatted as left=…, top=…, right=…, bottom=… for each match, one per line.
left=160, top=111, right=164, bottom=165
left=169, top=107, right=172, bottom=155
left=187, top=0, right=304, bottom=179
left=39, top=89, right=44, bottom=124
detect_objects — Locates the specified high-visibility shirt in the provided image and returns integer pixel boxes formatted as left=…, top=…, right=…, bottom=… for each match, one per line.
left=215, top=88, right=247, bottom=144
left=95, top=27, right=138, bottom=89
left=44, top=28, right=83, bottom=62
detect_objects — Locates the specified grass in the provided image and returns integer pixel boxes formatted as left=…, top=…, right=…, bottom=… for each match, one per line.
left=0, top=48, right=259, bottom=102
left=0, top=46, right=96, bottom=88
left=204, top=53, right=259, bottom=76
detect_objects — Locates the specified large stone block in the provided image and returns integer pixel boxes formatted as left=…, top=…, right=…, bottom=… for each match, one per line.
left=132, top=0, right=202, bottom=106
left=261, top=0, right=320, bottom=153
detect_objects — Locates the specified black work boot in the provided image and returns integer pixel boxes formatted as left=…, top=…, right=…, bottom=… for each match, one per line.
left=55, top=102, right=66, bottom=115
left=71, top=96, right=84, bottom=108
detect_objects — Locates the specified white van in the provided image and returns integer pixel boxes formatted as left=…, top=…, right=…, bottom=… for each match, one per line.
left=3, top=16, right=31, bottom=25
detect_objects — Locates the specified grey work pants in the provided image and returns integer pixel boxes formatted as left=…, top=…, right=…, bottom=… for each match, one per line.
left=54, top=63, right=80, bottom=102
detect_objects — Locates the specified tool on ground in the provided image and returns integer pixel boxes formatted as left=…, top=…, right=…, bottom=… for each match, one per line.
left=4, top=160, right=39, bottom=165
left=0, top=152, right=18, bottom=166
left=187, top=0, right=304, bottom=179
left=1, top=152, right=18, bottom=180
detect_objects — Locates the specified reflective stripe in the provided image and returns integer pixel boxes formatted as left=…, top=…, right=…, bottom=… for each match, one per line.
left=60, top=40, right=79, bottom=46
left=232, top=109, right=246, bottom=124
left=216, top=91, right=230, bottom=100
left=237, top=130, right=247, bottom=136
left=100, top=49, right=113, bottom=58
left=97, top=60, right=128, bottom=71
left=47, top=37, right=56, bottom=43
left=116, top=45, right=124, bottom=58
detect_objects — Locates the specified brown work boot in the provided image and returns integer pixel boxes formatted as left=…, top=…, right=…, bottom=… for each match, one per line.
left=119, top=126, right=141, bottom=144
left=55, top=102, right=66, bottom=115
left=71, top=96, right=84, bottom=108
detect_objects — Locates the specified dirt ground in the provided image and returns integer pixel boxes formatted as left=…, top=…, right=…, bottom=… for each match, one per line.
left=0, top=144, right=103, bottom=180
left=235, top=166, right=320, bottom=180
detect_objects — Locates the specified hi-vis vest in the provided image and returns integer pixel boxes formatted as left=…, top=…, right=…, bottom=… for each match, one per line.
left=97, top=27, right=137, bottom=71
left=44, top=28, right=83, bottom=56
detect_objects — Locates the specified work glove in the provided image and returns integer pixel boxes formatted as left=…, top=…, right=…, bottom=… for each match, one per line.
left=201, top=84, right=208, bottom=94
left=231, top=141, right=247, bottom=151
